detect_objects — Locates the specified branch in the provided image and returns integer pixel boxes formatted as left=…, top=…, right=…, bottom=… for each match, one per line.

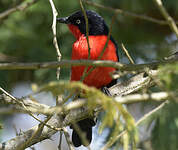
left=0, top=68, right=170, bottom=149
left=48, top=0, right=62, bottom=79
left=153, top=0, right=178, bottom=37
left=85, top=0, right=178, bottom=25
left=0, top=91, right=169, bottom=150
left=0, top=93, right=91, bottom=150
left=109, top=69, right=158, bottom=96
left=0, top=93, right=50, bottom=114
left=0, top=0, right=37, bottom=20
left=115, top=92, right=169, bottom=104
left=18, top=116, right=52, bottom=150
left=0, top=114, right=62, bottom=150
left=0, top=57, right=177, bottom=71
left=62, top=127, right=75, bottom=150
left=2, top=89, right=168, bottom=117
left=1, top=53, right=177, bottom=149
left=121, top=43, right=135, bottom=64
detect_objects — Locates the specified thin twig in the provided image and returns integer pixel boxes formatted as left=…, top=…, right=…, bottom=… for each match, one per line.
left=0, top=87, right=62, bottom=131
left=18, top=116, right=52, bottom=150
left=79, top=0, right=91, bottom=59
left=58, top=132, right=63, bottom=150
left=121, top=43, right=135, bottom=64
left=84, top=0, right=178, bottom=25
left=79, top=0, right=91, bottom=82
left=0, top=0, right=37, bottom=20
left=153, top=0, right=178, bottom=37
left=0, top=114, right=63, bottom=150
left=98, top=14, right=116, bottom=60
left=63, top=127, right=75, bottom=150
left=48, top=0, right=62, bottom=80
left=80, top=13, right=117, bottom=80
left=101, top=100, right=168, bottom=150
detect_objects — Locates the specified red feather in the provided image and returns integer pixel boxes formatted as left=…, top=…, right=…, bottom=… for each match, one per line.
left=60, top=11, right=119, bottom=147
left=68, top=24, right=118, bottom=88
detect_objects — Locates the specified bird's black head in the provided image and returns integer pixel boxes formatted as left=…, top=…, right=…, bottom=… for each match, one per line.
left=57, top=10, right=109, bottom=37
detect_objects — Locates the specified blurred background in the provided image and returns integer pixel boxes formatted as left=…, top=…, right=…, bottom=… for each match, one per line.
left=0, top=0, right=178, bottom=149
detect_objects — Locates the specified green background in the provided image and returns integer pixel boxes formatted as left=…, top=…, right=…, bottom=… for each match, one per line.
left=0, top=0, right=178, bottom=149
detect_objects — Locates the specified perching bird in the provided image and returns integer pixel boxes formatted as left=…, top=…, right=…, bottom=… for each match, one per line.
left=57, top=10, right=119, bottom=147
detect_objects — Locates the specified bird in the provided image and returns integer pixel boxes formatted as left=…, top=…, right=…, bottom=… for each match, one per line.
left=57, top=10, right=119, bottom=147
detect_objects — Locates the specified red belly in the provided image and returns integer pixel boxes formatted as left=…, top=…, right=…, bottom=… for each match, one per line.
left=71, top=66, right=115, bottom=88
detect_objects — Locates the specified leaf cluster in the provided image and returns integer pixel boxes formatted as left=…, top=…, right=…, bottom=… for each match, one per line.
left=150, top=63, right=178, bottom=150
left=39, top=80, right=138, bottom=149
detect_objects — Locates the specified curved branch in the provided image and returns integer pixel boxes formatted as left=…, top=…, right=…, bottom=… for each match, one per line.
left=153, top=0, right=178, bottom=37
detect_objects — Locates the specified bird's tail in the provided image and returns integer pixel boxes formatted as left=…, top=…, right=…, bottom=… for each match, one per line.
left=71, top=118, right=96, bottom=147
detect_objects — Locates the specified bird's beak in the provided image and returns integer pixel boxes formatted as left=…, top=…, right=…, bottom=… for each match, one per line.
left=57, top=17, right=69, bottom=24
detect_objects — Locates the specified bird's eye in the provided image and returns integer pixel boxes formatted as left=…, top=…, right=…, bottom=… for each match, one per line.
left=76, top=19, right=81, bottom=24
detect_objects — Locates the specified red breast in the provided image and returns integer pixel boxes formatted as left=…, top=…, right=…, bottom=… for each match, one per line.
left=70, top=34, right=118, bottom=88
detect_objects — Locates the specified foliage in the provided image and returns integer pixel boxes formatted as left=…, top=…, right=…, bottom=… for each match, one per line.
left=150, top=63, right=178, bottom=150
left=39, top=80, right=138, bottom=148
left=151, top=102, right=178, bottom=150
left=158, top=62, right=178, bottom=91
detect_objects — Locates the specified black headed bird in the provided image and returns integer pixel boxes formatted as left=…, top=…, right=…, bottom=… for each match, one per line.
left=57, top=10, right=119, bottom=147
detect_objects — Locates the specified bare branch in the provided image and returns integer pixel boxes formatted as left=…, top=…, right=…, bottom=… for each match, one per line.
left=49, top=0, right=62, bottom=79
left=78, top=0, right=92, bottom=83
left=85, top=0, right=178, bottom=25
left=62, top=128, right=75, bottom=150
left=58, top=132, right=63, bottom=150
left=0, top=57, right=177, bottom=71
left=0, top=0, right=37, bottom=20
left=18, top=116, right=52, bottom=150
left=0, top=114, right=62, bottom=150
left=1, top=88, right=169, bottom=117
left=0, top=92, right=86, bottom=115
left=109, top=69, right=158, bottom=96
left=0, top=87, right=61, bottom=132
left=153, top=0, right=178, bottom=37
left=121, top=43, right=135, bottom=64
left=115, top=92, right=169, bottom=104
